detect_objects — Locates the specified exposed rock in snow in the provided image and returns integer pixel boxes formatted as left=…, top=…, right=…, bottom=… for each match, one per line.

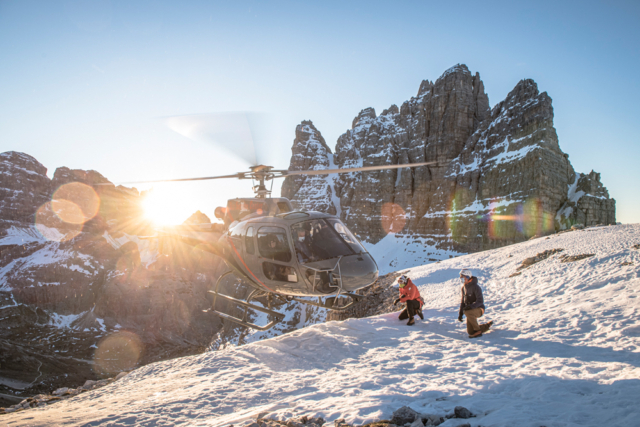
left=453, top=406, right=473, bottom=419
left=559, top=253, right=595, bottom=263
left=390, top=405, right=420, bottom=425
left=282, top=65, right=616, bottom=254
left=517, top=248, right=564, bottom=270
left=555, top=170, right=616, bottom=229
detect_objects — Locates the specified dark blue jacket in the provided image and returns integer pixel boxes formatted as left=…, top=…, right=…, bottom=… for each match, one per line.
left=459, top=277, right=485, bottom=316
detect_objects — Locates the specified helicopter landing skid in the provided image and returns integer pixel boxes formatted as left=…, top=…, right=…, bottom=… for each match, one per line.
left=204, top=271, right=285, bottom=331
left=290, top=293, right=363, bottom=311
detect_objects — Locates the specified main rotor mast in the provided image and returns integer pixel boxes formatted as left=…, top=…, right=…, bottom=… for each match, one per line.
left=249, top=165, right=275, bottom=198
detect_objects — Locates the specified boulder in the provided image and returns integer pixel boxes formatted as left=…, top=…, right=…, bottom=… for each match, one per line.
left=454, top=406, right=473, bottom=419
left=391, top=406, right=420, bottom=425
left=115, top=371, right=129, bottom=380
left=53, top=387, right=69, bottom=396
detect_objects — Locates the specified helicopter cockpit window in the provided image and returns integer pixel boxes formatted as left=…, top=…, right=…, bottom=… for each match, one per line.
left=262, top=262, right=298, bottom=282
left=257, top=226, right=291, bottom=263
left=326, top=218, right=367, bottom=254
left=291, top=219, right=361, bottom=264
left=245, top=227, right=255, bottom=255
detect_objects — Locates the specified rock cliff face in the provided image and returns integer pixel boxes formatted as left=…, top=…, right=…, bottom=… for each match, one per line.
left=0, top=153, right=230, bottom=403
left=282, top=65, right=616, bottom=253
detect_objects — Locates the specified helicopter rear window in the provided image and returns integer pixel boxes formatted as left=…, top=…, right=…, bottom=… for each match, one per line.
left=291, top=219, right=364, bottom=264
left=257, top=226, right=291, bottom=263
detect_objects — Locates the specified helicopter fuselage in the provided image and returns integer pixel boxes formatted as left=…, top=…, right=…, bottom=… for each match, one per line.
left=215, top=199, right=379, bottom=297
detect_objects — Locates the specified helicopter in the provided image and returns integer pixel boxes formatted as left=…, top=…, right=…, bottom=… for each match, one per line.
left=109, top=113, right=436, bottom=330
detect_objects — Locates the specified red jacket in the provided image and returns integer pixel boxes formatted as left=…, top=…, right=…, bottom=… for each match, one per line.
left=399, top=279, right=424, bottom=306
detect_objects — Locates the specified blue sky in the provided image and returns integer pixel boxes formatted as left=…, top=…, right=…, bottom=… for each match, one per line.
left=1, top=0, right=638, bottom=224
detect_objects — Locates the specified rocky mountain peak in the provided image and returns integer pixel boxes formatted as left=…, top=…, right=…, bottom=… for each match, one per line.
left=183, top=210, right=211, bottom=225
left=52, top=167, right=112, bottom=189
left=438, top=63, right=471, bottom=81
left=282, top=65, right=616, bottom=256
left=351, top=107, right=377, bottom=129
left=281, top=121, right=336, bottom=214
left=381, top=105, right=399, bottom=116
left=0, top=151, right=51, bottom=222
left=417, top=80, right=433, bottom=97
left=1, top=151, right=48, bottom=175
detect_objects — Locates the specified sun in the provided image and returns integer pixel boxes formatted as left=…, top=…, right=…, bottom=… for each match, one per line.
left=141, top=187, right=189, bottom=226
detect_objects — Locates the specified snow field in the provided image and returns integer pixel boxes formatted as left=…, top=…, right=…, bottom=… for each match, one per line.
left=5, top=224, right=640, bottom=427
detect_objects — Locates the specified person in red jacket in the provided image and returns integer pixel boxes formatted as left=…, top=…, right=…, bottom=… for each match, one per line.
left=394, top=275, right=424, bottom=325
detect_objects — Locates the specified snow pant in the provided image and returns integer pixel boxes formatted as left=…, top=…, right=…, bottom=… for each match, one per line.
left=398, top=299, right=422, bottom=320
left=464, top=308, right=490, bottom=334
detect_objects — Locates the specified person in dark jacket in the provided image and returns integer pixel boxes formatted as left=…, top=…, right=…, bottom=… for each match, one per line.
left=394, top=275, right=424, bottom=326
left=458, top=269, right=493, bottom=338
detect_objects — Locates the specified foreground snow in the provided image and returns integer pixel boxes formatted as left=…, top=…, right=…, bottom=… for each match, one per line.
left=5, top=224, right=640, bottom=426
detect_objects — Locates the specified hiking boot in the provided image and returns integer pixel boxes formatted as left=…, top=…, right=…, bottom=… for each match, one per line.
left=468, top=331, right=482, bottom=338
left=417, top=309, right=424, bottom=320
left=407, top=317, right=415, bottom=326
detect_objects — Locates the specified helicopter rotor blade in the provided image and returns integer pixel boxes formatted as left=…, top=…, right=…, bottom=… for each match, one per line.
left=162, top=112, right=275, bottom=167
left=94, top=173, right=244, bottom=186
left=278, top=161, right=438, bottom=177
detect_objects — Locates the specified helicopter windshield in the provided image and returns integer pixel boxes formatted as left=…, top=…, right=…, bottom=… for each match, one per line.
left=291, top=219, right=365, bottom=264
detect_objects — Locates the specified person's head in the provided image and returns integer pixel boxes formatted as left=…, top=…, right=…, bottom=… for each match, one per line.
left=297, top=229, right=306, bottom=241
left=397, top=274, right=408, bottom=288
left=268, top=237, right=277, bottom=248
left=459, top=269, right=473, bottom=283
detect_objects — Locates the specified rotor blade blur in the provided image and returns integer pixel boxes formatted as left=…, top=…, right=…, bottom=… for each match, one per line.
left=95, top=173, right=242, bottom=186
left=284, top=161, right=437, bottom=176
left=163, top=112, right=259, bottom=166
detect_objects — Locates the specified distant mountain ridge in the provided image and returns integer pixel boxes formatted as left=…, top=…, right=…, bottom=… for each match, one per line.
left=282, top=64, right=616, bottom=254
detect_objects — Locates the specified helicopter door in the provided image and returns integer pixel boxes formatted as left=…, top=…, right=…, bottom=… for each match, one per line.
left=256, top=226, right=298, bottom=283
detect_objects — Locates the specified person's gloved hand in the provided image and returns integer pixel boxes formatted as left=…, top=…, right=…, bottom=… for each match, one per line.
left=393, top=298, right=401, bottom=305
left=458, top=314, right=463, bottom=322
left=463, top=305, right=472, bottom=311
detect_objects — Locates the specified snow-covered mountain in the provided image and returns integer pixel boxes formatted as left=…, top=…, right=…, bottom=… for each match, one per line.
left=282, top=65, right=616, bottom=258
left=0, top=151, right=328, bottom=405
left=5, top=223, right=638, bottom=426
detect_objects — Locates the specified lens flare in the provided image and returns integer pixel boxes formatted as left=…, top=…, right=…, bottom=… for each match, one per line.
left=35, top=202, right=82, bottom=242
left=521, top=198, right=555, bottom=237
left=51, top=199, right=85, bottom=225
left=93, top=331, right=142, bottom=376
left=381, top=203, right=406, bottom=233
left=485, top=198, right=555, bottom=240
left=52, top=182, right=100, bottom=224
left=446, top=187, right=475, bottom=243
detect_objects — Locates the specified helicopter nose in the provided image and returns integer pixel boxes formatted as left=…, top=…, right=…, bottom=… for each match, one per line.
left=336, top=253, right=379, bottom=292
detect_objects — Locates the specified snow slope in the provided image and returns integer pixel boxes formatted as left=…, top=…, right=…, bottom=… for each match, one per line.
left=5, top=224, right=640, bottom=427
left=364, top=233, right=463, bottom=275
